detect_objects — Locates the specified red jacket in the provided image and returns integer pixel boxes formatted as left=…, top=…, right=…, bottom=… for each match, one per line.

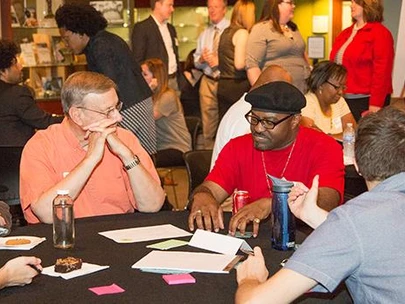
left=330, top=22, right=394, bottom=108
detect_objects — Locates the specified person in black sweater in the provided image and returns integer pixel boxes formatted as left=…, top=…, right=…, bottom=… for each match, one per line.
left=55, top=3, right=157, bottom=156
left=0, top=40, right=62, bottom=146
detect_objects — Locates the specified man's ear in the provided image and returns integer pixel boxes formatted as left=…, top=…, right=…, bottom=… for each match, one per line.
left=291, top=114, right=302, bottom=129
left=69, top=107, right=84, bottom=126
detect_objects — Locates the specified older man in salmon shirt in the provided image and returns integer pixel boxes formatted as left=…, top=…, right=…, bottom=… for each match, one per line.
left=20, top=71, right=165, bottom=224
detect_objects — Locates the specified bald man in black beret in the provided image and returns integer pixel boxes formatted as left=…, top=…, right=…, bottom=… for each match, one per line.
left=188, top=81, right=345, bottom=236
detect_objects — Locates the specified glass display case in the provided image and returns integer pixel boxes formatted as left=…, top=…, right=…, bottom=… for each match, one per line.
left=10, top=0, right=234, bottom=102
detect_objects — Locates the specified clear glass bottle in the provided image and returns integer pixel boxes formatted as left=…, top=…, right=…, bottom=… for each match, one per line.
left=343, top=123, right=355, bottom=165
left=53, top=190, right=75, bottom=249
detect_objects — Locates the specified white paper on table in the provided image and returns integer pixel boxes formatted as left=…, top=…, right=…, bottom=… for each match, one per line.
left=98, top=224, right=192, bottom=243
left=42, top=263, right=109, bottom=280
left=188, top=229, right=253, bottom=255
left=132, top=250, right=239, bottom=274
left=0, top=236, right=46, bottom=250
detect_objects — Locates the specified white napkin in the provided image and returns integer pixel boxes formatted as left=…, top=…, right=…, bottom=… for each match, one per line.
left=0, top=236, right=46, bottom=250
left=42, top=262, right=109, bottom=280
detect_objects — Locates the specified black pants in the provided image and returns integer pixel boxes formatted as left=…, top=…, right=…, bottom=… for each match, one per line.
left=345, top=95, right=391, bottom=121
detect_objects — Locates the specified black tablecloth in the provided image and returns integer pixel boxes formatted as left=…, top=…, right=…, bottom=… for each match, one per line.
left=0, top=211, right=352, bottom=303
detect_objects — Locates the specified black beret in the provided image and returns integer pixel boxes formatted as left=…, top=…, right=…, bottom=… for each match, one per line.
left=245, top=81, right=306, bottom=114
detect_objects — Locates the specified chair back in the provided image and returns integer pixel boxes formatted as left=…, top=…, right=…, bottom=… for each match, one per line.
left=184, top=116, right=201, bottom=150
left=183, top=149, right=212, bottom=207
left=0, top=146, right=24, bottom=206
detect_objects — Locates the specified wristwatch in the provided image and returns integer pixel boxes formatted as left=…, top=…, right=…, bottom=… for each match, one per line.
left=124, top=155, right=140, bottom=171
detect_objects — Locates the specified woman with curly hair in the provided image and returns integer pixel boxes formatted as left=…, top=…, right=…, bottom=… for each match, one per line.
left=330, top=0, right=394, bottom=121
left=141, top=58, right=191, bottom=167
left=245, top=0, right=310, bottom=93
left=0, top=39, right=62, bottom=146
left=55, top=3, right=157, bottom=156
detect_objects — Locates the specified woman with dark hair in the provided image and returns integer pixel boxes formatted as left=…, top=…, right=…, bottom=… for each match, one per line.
left=330, top=0, right=394, bottom=121
left=217, top=0, right=255, bottom=120
left=301, top=61, right=356, bottom=141
left=245, top=0, right=310, bottom=93
left=55, top=3, right=156, bottom=156
left=141, top=58, right=191, bottom=167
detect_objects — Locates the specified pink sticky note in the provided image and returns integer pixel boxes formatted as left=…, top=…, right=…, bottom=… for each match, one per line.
left=162, top=273, right=196, bottom=285
left=89, top=283, right=125, bottom=295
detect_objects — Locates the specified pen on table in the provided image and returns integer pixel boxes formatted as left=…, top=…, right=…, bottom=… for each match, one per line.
left=29, top=264, right=42, bottom=274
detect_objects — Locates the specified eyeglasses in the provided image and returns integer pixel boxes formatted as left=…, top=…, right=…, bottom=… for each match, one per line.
left=326, top=80, right=347, bottom=92
left=281, top=0, right=295, bottom=5
left=245, top=111, right=294, bottom=130
left=76, top=101, right=123, bottom=118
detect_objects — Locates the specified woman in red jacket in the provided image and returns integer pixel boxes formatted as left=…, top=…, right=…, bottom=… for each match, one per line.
left=330, top=0, right=394, bottom=121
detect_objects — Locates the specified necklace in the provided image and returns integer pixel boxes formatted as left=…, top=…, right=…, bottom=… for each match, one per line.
left=261, top=140, right=297, bottom=192
left=281, top=24, right=293, bottom=40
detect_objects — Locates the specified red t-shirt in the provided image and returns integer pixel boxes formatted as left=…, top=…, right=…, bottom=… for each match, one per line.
left=208, top=127, right=345, bottom=203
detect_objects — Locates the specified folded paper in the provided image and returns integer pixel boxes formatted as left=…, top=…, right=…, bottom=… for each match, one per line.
left=188, top=229, right=253, bottom=255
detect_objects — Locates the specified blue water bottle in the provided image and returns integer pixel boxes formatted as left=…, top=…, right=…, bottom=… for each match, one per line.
left=268, top=175, right=295, bottom=251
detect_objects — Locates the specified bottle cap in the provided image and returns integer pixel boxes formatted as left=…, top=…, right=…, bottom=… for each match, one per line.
left=56, top=189, right=69, bottom=195
left=267, top=174, right=294, bottom=192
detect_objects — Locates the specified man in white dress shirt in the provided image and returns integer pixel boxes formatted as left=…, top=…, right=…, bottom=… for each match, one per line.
left=131, top=0, right=180, bottom=93
left=194, top=0, right=230, bottom=149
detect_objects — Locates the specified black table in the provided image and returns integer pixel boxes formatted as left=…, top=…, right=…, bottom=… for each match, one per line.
left=0, top=211, right=352, bottom=303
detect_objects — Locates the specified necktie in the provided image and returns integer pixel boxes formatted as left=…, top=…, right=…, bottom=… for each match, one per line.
left=211, top=26, right=220, bottom=79
left=212, top=26, right=220, bottom=53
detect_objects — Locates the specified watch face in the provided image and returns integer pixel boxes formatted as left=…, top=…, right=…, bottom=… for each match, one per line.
left=0, top=227, right=10, bottom=236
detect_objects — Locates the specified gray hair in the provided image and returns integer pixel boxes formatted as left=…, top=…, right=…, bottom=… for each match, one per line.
left=61, top=71, right=117, bottom=115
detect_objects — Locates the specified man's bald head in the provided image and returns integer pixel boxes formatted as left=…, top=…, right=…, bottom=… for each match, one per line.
left=251, top=65, right=292, bottom=90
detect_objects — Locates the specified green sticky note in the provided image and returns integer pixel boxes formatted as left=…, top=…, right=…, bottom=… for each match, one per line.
left=146, top=239, right=188, bottom=250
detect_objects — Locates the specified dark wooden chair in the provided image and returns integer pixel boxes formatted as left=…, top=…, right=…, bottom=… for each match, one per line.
left=184, top=116, right=201, bottom=151
left=183, top=149, right=212, bottom=208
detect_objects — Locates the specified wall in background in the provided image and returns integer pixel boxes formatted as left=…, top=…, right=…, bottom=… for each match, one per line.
left=253, top=0, right=403, bottom=97
left=391, top=1, right=404, bottom=97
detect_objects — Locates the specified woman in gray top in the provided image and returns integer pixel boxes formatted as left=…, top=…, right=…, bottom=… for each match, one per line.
left=141, top=58, right=191, bottom=168
left=246, top=0, right=310, bottom=93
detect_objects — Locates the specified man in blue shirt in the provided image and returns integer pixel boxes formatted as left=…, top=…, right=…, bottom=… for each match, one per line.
left=236, top=106, right=405, bottom=303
